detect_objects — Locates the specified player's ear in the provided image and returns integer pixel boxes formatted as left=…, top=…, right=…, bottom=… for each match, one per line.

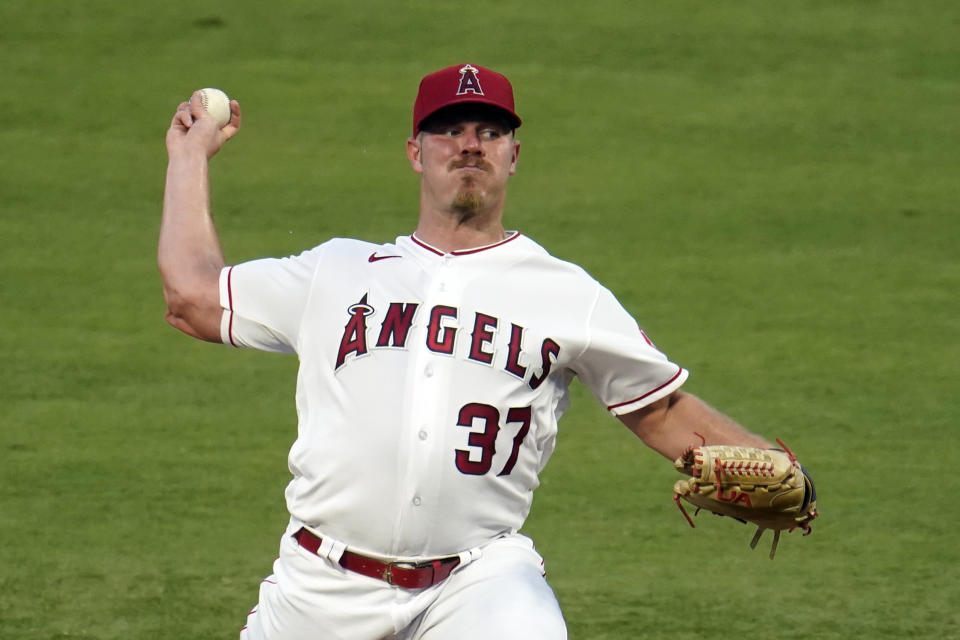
left=508, top=139, right=520, bottom=176
left=406, top=137, right=423, bottom=174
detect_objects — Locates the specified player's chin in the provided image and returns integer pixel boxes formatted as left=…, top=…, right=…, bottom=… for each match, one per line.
left=453, top=191, right=484, bottom=212
left=452, top=190, right=484, bottom=216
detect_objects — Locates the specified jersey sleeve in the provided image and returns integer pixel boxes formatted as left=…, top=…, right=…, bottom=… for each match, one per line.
left=574, top=285, right=689, bottom=415
left=218, top=246, right=325, bottom=353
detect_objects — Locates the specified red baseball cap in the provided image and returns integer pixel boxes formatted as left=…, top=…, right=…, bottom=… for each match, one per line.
left=412, top=63, right=522, bottom=136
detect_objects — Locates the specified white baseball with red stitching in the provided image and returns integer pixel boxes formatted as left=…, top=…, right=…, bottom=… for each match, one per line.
left=198, top=87, right=231, bottom=128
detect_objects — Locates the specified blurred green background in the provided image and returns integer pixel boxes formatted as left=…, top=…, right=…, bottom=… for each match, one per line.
left=2, top=1, right=958, bottom=638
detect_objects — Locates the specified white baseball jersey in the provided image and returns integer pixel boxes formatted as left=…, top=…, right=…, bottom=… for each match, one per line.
left=219, top=232, right=687, bottom=559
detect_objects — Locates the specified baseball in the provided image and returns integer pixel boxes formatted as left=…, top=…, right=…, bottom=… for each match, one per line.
left=198, top=87, right=231, bottom=128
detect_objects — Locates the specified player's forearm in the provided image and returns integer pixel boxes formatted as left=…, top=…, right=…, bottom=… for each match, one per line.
left=158, top=151, right=225, bottom=339
left=666, top=393, right=773, bottom=451
left=621, top=391, right=773, bottom=461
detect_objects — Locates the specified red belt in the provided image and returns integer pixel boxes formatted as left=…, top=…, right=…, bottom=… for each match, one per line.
left=293, top=528, right=461, bottom=589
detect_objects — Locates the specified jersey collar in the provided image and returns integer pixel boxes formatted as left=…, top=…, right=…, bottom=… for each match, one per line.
left=409, top=231, right=521, bottom=257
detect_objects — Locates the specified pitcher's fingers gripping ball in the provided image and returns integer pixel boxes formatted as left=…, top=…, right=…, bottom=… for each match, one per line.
left=197, top=87, right=232, bottom=128
left=672, top=437, right=818, bottom=559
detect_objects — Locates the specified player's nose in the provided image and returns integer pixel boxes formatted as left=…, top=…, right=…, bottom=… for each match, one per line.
left=460, top=127, right=483, bottom=153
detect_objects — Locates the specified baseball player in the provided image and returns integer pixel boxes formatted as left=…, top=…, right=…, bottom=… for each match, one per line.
left=160, top=63, right=778, bottom=639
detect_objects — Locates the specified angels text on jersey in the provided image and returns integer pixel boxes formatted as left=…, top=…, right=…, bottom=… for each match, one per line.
left=335, top=292, right=559, bottom=392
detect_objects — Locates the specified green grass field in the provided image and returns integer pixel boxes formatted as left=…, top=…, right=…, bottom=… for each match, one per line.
left=3, top=1, right=959, bottom=638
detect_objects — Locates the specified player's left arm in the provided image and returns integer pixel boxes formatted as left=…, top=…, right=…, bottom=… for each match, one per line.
left=618, top=390, right=773, bottom=463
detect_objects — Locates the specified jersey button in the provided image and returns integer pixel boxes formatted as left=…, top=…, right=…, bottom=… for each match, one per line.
left=418, top=430, right=428, bottom=440
left=424, top=365, right=434, bottom=378
left=412, top=496, right=422, bottom=506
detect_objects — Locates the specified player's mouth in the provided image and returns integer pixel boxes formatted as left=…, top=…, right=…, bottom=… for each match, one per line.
left=450, top=160, right=491, bottom=173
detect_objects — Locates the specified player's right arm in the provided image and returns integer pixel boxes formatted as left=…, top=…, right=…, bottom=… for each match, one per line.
left=159, top=91, right=242, bottom=342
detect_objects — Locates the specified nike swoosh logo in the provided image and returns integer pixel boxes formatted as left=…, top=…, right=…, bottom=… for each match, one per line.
left=368, top=253, right=402, bottom=263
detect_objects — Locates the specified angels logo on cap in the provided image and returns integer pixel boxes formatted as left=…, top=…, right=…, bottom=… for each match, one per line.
left=456, top=64, right=483, bottom=96
left=412, top=63, right=522, bottom=135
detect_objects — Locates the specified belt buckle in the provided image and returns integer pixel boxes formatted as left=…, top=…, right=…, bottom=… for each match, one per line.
left=382, top=561, right=422, bottom=586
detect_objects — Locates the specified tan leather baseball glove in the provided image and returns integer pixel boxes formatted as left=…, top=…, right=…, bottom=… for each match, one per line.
left=672, top=438, right=818, bottom=558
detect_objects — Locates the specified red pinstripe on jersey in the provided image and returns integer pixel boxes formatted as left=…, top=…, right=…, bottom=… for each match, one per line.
left=410, top=232, right=521, bottom=256
left=226, top=266, right=237, bottom=347
left=606, top=366, right=684, bottom=412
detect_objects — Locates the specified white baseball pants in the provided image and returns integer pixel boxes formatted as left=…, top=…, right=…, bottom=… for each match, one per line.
left=239, top=527, right=567, bottom=639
